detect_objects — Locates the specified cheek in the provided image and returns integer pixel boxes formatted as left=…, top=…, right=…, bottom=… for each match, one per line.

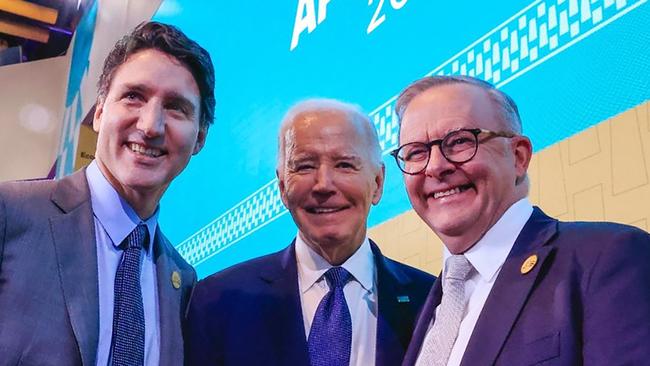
left=283, top=176, right=309, bottom=203
left=170, top=126, right=200, bottom=152
left=404, top=176, right=423, bottom=196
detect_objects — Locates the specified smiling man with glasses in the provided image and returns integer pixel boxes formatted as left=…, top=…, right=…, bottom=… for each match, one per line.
left=396, top=75, right=650, bottom=366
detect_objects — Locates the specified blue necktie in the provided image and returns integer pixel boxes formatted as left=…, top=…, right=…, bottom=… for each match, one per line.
left=308, top=266, right=352, bottom=366
left=111, top=223, right=147, bottom=366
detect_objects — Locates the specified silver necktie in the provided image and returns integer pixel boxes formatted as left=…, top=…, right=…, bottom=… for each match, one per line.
left=416, top=255, right=473, bottom=366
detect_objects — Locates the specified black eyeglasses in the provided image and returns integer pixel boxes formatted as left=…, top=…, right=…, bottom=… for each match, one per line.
left=390, top=128, right=516, bottom=175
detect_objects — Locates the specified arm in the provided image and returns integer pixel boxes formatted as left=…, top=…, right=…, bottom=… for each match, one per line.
left=583, top=227, right=650, bottom=364
left=184, top=281, right=223, bottom=366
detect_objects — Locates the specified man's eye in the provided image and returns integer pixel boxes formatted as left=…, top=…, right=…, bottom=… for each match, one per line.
left=448, top=137, right=473, bottom=146
left=404, top=147, right=428, bottom=161
left=123, top=91, right=143, bottom=101
left=337, top=162, right=355, bottom=169
left=166, top=102, right=186, bottom=113
left=294, top=164, right=314, bottom=171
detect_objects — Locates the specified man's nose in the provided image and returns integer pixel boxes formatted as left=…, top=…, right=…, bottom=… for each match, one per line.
left=312, top=165, right=336, bottom=195
left=137, top=103, right=165, bottom=138
left=424, top=146, right=456, bottom=178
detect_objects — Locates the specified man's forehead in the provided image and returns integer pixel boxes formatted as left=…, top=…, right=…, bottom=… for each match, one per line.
left=402, top=85, right=498, bottom=129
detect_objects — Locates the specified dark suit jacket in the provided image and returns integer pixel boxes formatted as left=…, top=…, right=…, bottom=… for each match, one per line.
left=185, top=240, right=436, bottom=366
left=403, top=207, right=650, bottom=366
left=0, top=168, right=196, bottom=366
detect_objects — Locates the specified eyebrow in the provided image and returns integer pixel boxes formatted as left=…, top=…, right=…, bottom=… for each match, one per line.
left=334, top=154, right=362, bottom=162
left=166, top=92, right=197, bottom=117
left=122, top=83, right=197, bottom=116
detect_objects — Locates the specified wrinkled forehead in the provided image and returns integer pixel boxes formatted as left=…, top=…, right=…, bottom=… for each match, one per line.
left=282, top=110, right=371, bottom=158
left=286, top=109, right=367, bottom=141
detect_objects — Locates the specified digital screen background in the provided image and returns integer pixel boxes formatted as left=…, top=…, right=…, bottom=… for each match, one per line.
left=151, top=0, right=650, bottom=278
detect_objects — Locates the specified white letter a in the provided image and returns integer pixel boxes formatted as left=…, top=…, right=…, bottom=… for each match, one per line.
left=290, top=0, right=317, bottom=51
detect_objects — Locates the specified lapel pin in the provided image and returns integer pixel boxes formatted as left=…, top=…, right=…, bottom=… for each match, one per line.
left=397, top=295, right=410, bottom=303
left=520, top=254, right=538, bottom=274
left=171, top=271, right=182, bottom=289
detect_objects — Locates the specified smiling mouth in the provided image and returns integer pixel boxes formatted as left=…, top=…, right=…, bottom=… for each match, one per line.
left=306, top=206, right=347, bottom=214
left=128, top=142, right=165, bottom=158
left=431, top=183, right=474, bottom=199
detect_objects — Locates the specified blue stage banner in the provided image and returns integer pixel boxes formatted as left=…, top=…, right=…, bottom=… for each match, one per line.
left=153, top=0, right=650, bottom=278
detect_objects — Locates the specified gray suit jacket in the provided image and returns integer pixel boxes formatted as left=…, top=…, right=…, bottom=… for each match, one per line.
left=0, top=168, right=196, bottom=366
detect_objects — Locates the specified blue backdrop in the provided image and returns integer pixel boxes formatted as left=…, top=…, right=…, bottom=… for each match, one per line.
left=152, top=0, right=650, bottom=278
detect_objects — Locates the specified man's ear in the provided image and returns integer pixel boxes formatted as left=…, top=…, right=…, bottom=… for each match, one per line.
left=193, top=127, right=208, bottom=155
left=513, top=135, right=533, bottom=182
left=371, top=163, right=385, bottom=205
left=92, top=99, right=104, bottom=133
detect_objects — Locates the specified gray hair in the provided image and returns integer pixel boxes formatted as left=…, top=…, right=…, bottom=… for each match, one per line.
left=395, top=75, right=522, bottom=133
left=277, top=98, right=382, bottom=172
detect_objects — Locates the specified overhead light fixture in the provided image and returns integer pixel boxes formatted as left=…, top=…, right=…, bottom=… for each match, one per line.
left=0, top=0, right=59, bottom=25
left=0, top=18, right=49, bottom=43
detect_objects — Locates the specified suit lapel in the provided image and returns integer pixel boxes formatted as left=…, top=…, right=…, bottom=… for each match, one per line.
left=371, top=241, right=420, bottom=366
left=49, top=169, right=99, bottom=366
left=402, top=277, right=442, bottom=366
left=260, top=242, right=311, bottom=365
left=154, top=230, right=185, bottom=365
left=460, top=208, right=558, bottom=366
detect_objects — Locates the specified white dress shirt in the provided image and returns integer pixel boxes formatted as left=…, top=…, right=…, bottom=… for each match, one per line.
left=295, top=234, right=378, bottom=366
left=439, top=198, right=533, bottom=366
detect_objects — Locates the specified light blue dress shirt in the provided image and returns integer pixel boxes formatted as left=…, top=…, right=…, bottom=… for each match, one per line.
left=86, top=161, right=161, bottom=366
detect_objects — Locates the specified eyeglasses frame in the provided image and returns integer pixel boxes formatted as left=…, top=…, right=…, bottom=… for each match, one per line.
left=390, top=128, right=517, bottom=175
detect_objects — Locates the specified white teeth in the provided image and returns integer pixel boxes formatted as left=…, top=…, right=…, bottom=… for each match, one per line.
left=433, top=187, right=462, bottom=199
left=312, top=207, right=341, bottom=214
left=129, top=143, right=162, bottom=158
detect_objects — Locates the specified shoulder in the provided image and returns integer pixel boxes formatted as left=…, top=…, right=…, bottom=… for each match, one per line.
left=383, top=256, right=436, bottom=284
left=554, top=219, right=650, bottom=254
left=370, top=240, right=436, bottom=285
left=542, top=219, right=650, bottom=289
left=191, top=247, right=288, bottom=306
left=0, top=178, right=57, bottom=207
left=0, top=179, right=61, bottom=231
left=196, top=248, right=285, bottom=291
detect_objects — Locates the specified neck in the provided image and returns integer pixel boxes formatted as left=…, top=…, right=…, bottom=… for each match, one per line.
left=300, top=233, right=364, bottom=266
left=95, top=160, right=164, bottom=220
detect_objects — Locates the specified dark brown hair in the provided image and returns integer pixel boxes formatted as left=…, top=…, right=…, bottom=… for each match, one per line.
left=97, top=21, right=215, bottom=129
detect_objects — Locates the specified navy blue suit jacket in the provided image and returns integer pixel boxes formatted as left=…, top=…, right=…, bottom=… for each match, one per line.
left=403, top=207, right=650, bottom=366
left=185, top=240, right=435, bottom=365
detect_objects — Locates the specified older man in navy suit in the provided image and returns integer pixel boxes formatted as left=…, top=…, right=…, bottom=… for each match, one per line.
left=185, top=99, right=436, bottom=366
left=392, top=75, right=650, bottom=366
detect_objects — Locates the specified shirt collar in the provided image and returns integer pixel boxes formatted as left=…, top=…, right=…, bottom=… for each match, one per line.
left=295, top=233, right=375, bottom=294
left=86, top=160, right=158, bottom=253
left=443, top=198, right=533, bottom=282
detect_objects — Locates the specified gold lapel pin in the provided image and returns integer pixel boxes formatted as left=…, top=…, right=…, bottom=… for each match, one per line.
left=520, top=254, right=538, bottom=274
left=171, top=271, right=182, bottom=289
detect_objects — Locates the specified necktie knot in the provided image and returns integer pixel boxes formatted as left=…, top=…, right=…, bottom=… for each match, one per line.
left=445, top=255, right=472, bottom=282
left=324, top=266, right=351, bottom=289
left=121, top=223, right=148, bottom=250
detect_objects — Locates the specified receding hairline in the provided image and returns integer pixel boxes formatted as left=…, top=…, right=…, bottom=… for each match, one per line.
left=276, top=98, right=382, bottom=171
left=396, top=76, right=522, bottom=134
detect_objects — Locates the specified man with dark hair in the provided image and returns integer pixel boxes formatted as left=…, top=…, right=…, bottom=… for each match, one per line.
left=185, top=99, right=435, bottom=366
left=0, top=21, right=215, bottom=365
left=392, top=75, right=650, bottom=365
